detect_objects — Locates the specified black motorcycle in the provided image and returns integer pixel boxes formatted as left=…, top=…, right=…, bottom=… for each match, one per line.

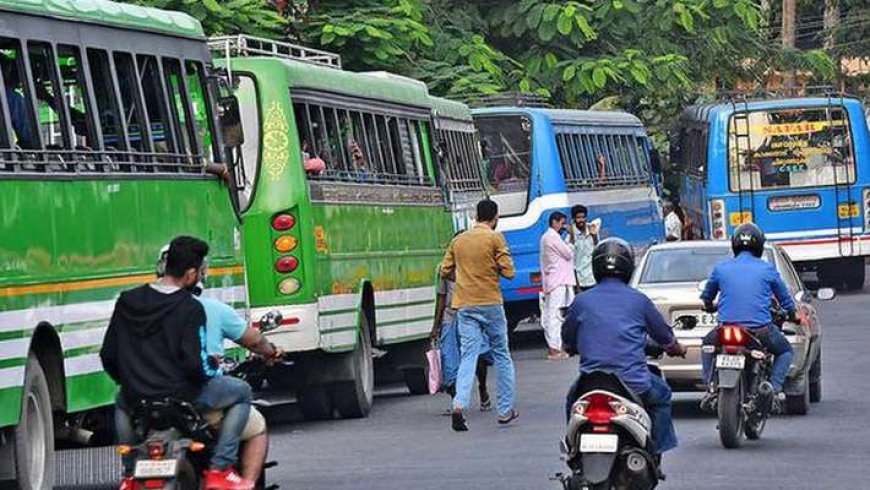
left=707, top=308, right=787, bottom=449
left=121, top=312, right=283, bottom=490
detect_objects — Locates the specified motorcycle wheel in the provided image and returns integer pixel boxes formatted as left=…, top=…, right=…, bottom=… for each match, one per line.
left=172, top=458, right=199, bottom=490
left=717, top=381, right=744, bottom=449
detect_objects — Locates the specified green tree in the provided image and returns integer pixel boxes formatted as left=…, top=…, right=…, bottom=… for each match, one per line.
left=129, top=0, right=286, bottom=38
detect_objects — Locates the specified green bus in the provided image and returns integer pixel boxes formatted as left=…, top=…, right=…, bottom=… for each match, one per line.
left=0, top=2, right=244, bottom=489
left=210, top=35, right=455, bottom=420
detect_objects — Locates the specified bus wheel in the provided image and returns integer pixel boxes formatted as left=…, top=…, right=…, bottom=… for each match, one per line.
left=330, top=318, right=374, bottom=419
left=296, top=385, right=333, bottom=421
left=11, top=354, right=55, bottom=490
left=843, top=259, right=865, bottom=291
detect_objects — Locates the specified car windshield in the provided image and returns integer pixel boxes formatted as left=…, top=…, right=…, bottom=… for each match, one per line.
left=639, top=247, right=774, bottom=284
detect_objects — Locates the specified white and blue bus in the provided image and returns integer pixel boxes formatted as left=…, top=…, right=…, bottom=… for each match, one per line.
left=469, top=107, right=665, bottom=330
left=675, top=96, right=870, bottom=290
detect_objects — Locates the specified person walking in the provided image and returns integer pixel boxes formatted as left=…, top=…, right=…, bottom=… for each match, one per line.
left=440, top=199, right=518, bottom=431
left=664, top=201, right=682, bottom=242
left=539, top=211, right=575, bottom=360
left=570, top=205, right=598, bottom=293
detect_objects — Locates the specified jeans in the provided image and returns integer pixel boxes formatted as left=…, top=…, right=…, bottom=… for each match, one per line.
left=115, top=376, right=252, bottom=472
left=565, top=374, right=677, bottom=454
left=701, top=324, right=794, bottom=392
left=542, top=286, right=575, bottom=350
left=440, top=316, right=493, bottom=390
left=453, top=305, right=516, bottom=416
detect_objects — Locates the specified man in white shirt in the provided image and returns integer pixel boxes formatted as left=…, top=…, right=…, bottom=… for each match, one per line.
left=664, top=201, right=682, bottom=242
left=539, top=211, right=575, bottom=360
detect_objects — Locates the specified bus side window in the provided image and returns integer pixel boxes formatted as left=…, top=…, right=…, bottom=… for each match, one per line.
left=27, top=42, right=66, bottom=149
left=184, top=61, right=215, bottom=164
left=0, top=38, right=39, bottom=151
left=136, top=55, right=174, bottom=157
left=87, top=49, right=125, bottom=157
left=57, top=45, right=96, bottom=151
left=162, top=58, right=196, bottom=160
left=113, top=52, right=148, bottom=154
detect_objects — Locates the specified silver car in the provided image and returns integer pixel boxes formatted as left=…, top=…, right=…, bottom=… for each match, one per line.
left=631, top=241, right=827, bottom=414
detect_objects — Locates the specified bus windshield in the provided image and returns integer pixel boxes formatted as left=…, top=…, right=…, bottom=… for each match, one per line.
left=728, top=107, right=856, bottom=191
left=477, top=115, right=531, bottom=216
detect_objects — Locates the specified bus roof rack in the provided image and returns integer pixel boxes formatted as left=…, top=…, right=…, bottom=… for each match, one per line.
left=467, top=92, right=552, bottom=108
left=207, top=34, right=342, bottom=69
left=715, top=85, right=859, bottom=103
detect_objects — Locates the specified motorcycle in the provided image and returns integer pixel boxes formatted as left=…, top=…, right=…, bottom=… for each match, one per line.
left=704, top=307, right=787, bottom=449
left=557, top=334, right=682, bottom=490
left=120, top=311, right=284, bottom=490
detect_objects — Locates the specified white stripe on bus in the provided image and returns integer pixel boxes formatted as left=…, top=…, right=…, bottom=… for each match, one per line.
left=64, top=354, right=104, bottom=377
left=0, top=367, right=25, bottom=390
left=767, top=227, right=864, bottom=240
left=498, top=187, right=659, bottom=232
left=375, top=302, right=435, bottom=324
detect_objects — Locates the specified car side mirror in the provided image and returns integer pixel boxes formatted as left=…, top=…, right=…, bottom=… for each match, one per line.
left=815, top=288, right=836, bottom=301
left=218, top=95, right=244, bottom=148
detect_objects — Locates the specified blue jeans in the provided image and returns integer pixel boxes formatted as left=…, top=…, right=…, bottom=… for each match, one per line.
left=440, top=316, right=494, bottom=389
left=115, top=376, right=252, bottom=471
left=564, top=374, right=678, bottom=454
left=701, top=324, right=794, bottom=392
left=453, top=305, right=515, bottom=416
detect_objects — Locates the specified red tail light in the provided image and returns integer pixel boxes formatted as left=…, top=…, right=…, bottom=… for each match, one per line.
left=275, top=256, right=299, bottom=273
left=719, top=326, right=746, bottom=346
left=271, top=213, right=295, bottom=231
left=583, top=393, right=616, bottom=425
left=143, top=479, right=164, bottom=489
left=147, top=442, right=164, bottom=459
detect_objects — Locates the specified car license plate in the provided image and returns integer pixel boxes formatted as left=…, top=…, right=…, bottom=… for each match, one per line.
left=716, top=354, right=745, bottom=369
left=579, top=433, right=619, bottom=453
left=697, top=312, right=718, bottom=328
left=134, top=459, right=178, bottom=479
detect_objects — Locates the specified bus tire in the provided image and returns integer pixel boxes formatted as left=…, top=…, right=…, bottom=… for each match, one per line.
left=843, top=260, right=865, bottom=291
left=11, top=355, right=55, bottom=490
left=329, top=317, right=374, bottom=419
left=296, top=385, right=333, bottom=421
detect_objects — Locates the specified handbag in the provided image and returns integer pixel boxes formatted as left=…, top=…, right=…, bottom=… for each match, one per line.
left=426, top=343, right=442, bottom=395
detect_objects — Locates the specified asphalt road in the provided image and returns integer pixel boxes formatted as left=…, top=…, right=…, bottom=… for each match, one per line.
left=262, top=277, right=870, bottom=490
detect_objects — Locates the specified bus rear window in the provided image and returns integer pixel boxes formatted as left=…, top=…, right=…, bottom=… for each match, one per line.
left=728, top=107, right=855, bottom=191
left=476, top=115, right=531, bottom=216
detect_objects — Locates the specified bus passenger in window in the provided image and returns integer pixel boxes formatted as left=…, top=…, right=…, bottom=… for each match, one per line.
left=301, top=139, right=324, bottom=176
left=597, top=154, right=608, bottom=182
left=348, top=139, right=373, bottom=182
left=1, top=58, right=37, bottom=149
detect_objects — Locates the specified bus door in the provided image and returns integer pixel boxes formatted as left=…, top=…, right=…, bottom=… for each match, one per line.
left=728, top=103, right=859, bottom=254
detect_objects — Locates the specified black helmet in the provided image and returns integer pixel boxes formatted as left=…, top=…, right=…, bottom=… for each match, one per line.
left=731, top=223, right=765, bottom=258
left=592, top=238, right=635, bottom=283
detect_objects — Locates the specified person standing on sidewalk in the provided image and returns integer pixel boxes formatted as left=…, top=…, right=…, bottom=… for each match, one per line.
left=571, top=205, right=599, bottom=293
left=540, top=211, right=575, bottom=360
left=440, top=199, right=518, bottom=431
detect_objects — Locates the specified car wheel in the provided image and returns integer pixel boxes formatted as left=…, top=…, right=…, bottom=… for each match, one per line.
left=785, top=379, right=810, bottom=416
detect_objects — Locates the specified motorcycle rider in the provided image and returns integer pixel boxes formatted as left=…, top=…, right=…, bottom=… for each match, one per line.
left=562, top=238, right=687, bottom=459
left=100, top=236, right=255, bottom=490
left=699, top=223, right=798, bottom=410
left=155, top=245, right=283, bottom=483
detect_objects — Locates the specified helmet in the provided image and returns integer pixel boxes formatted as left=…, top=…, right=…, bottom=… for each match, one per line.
left=591, top=238, right=635, bottom=284
left=731, top=223, right=765, bottom=258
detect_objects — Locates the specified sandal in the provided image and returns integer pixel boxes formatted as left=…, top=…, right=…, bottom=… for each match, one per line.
left=479, top=391, right=492, bottom=412
left=497, top=409, right=520, bottom=425
left=451, top=409, right=469, bottom=431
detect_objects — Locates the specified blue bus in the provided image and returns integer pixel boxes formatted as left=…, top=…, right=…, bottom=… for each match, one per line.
left=675, top=96, right=870, bottom=290
left=470, top=107, right=665, bottom=330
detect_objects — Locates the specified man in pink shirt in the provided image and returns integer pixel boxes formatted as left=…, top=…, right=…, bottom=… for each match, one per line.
left=539, top=211, right=576, bottom=360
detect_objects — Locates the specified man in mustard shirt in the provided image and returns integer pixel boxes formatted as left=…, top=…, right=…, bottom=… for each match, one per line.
left=440, top=199, right=518, bottom=431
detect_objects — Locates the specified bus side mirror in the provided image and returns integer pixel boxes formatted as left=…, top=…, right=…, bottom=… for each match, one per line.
left=218, top=95, right=244, bottom=148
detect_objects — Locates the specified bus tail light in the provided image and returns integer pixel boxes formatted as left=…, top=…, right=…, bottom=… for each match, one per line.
left=710, top=199, right=727, bottom=240
left=275, top=256, right=299, bottom=273
left=278, top=278, right=301, bottom=295
left=274, top=235, right=297, bottom=253
left=272, top=213, right=296, bottom=231
left=863, top=188, right=870, bottom=229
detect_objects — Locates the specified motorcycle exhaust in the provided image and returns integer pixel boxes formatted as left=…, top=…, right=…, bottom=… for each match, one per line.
left=758, top=381, right=773, bottom=396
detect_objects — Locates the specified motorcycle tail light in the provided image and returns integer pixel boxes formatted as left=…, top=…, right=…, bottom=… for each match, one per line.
left=582, top=393, right=616, bottom=425
left=719, top=325, right=746, bottom=346
left=147, top=442, right=164, bottom=459
left=143, top=480, right=164, bottom=489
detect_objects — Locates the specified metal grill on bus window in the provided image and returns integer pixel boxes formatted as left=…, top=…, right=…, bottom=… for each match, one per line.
left=439, top=128, right=483, bottom=193
left=555, top=131, right=651, bottom=190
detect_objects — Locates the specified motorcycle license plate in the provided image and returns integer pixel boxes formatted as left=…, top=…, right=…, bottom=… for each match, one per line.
left=716, top=355, right=745, bottom=369
left=134, top=459, right=178, bottom=479
left=579, top=434, right=618, bottom=453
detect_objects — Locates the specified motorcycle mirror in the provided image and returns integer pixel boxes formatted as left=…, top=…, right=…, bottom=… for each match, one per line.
left=815, top=288, right=836, bottom=301
left=696, top=280, right=708, bottom=292
left=258, top=310, right=283, bottom=333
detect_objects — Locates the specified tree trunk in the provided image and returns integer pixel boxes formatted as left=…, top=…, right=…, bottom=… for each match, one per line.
left=782, top=0, right=797, bottom=91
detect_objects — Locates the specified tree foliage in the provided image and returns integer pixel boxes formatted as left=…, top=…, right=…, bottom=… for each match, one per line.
left=129, top=0, right=286, bottom=38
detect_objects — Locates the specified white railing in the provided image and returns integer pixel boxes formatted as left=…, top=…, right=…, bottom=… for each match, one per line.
left=207, top=34, right=342, bottom=69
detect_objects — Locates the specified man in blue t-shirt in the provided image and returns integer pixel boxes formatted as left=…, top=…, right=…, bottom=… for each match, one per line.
left=562, top=238, right=686, bottom=458
left=699, top=223, right=798, bottom=409
left=156, top=247, right=283, bottom=484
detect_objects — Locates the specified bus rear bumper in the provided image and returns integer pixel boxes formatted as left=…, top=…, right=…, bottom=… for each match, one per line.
left=773, top=234, right=870, bottom=262
left=250, top=304, right=320, bottom=353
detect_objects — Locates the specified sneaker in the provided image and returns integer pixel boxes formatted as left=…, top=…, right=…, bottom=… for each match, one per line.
left=451, top=409, right=469, bottom=432
left=772, top=391, right=786, bottom=414
left=497, top=409, right=520, bottom=425
left=120, top=477, right=137, bottom=490
left=203, top=468, right=255, bottom=490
